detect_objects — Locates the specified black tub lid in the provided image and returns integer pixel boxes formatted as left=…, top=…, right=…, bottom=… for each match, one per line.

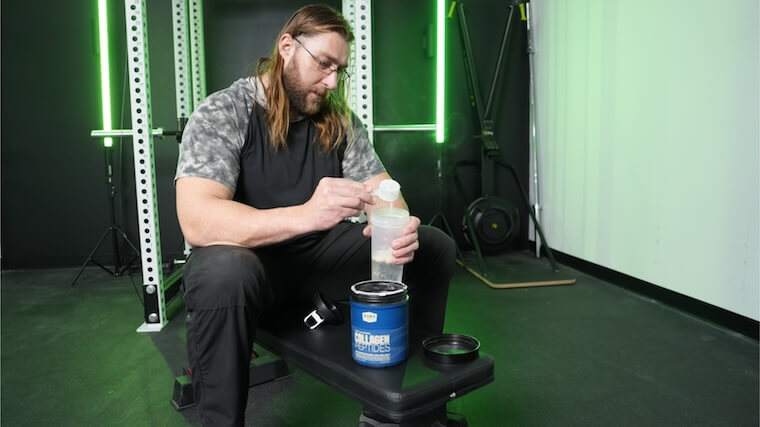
left=422, top=334, right=480, bottom=364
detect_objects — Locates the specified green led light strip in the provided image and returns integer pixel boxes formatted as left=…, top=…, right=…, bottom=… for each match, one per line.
left=436, top=0, right=445, bottom=143
left=98, top=0, right=113, bottom=148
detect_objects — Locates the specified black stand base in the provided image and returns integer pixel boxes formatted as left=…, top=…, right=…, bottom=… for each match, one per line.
left=70, top=225, right=140, bottom=287
left=71, top=145, right=141, bottom=288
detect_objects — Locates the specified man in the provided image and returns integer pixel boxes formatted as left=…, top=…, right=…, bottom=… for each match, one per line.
left=175, top=4, right=455, bottom=426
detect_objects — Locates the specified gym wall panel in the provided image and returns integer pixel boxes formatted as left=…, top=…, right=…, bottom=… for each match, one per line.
left=531, top=0, right=759, bottom=319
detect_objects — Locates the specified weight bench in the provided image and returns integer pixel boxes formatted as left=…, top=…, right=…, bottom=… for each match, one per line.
left=173, top=304, right=495, bottom=426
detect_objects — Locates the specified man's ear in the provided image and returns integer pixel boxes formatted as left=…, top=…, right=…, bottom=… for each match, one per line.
left=279, top=33, right=296, bottom=63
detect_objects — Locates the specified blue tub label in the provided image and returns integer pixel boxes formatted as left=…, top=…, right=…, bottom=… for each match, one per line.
left=352, top=324, right=407, bottom=366
left=350, top=303, right=408, bottom=367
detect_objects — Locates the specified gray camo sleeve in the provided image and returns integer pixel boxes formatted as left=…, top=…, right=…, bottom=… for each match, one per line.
left=174, top=88, right=249, bottom=193
left=342, top=115, right=386, bottom=182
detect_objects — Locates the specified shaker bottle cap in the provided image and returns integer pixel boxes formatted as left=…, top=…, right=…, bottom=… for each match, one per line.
left=375, top=179, right=401, bottom=202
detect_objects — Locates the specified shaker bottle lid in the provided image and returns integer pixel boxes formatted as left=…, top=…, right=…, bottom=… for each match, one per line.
left=375, top=179, right=401, bottom=202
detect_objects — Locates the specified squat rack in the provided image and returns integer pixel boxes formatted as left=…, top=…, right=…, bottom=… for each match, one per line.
left=91, top=0, right=207, bottom=332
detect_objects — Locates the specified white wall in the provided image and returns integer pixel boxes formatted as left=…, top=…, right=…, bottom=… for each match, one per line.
left=530, top=0, right=759, bottom=320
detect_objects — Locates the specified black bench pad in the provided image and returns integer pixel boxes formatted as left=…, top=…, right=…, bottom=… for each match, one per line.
left=257, top=306, right=494, bottom=422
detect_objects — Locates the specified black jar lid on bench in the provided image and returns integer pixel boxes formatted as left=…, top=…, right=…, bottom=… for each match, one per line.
left=422, top=334, right=480, bottom=364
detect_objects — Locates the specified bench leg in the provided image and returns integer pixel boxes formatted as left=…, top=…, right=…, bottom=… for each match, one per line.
left=249, top=352, right=290, bottom=386
left=360, top=405, right=468, bottom=427
left=171, top=352, right=290, bottom=411
left=398, top=406, right=446, bottom=427
left=170, top=374, right=195, bottom=410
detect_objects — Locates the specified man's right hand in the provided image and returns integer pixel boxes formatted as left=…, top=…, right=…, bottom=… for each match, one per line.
left=303, top=177, right=374, bottom=231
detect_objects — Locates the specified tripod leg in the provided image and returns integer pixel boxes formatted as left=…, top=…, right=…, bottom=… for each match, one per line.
left=116, top=226, right=140, bottom=254
left=118, top=255, right=140, bottom=276
left=461, top=207, right=488, bottom=276
left=71, top=227, right=116, bottom=287
left=114, top=225, right=141, bottom=275
left=497, top=161, right=559, bottom=271
left=111, top=221, right=122, bottom=275
left=428, top=213, right=466, bottom=263
left=453, top=161, right=489, bottom=277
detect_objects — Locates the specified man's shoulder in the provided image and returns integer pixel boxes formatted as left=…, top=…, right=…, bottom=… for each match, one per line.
left=196, top=78, right=255, bottom=115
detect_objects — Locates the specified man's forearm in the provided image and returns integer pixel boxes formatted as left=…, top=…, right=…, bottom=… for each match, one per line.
left=179, top=197, right=311, bottom=249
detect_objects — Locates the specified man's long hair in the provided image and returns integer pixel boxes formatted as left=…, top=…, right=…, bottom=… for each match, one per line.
left=256, top=4, right=354, bottom=151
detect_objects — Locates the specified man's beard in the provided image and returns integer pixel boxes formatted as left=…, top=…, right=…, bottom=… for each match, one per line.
left=283, top=58, right=326, bottom=116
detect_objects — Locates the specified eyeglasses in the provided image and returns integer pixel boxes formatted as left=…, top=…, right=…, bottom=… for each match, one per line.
left=294, top=38, right=350, bottom=82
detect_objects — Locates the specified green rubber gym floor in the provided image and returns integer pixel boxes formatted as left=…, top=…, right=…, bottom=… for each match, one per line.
left=2, top=252, right=757, bottom=426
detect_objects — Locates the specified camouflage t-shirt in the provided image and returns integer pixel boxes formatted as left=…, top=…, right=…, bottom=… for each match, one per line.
left=174, top=77, right=385, bottom=194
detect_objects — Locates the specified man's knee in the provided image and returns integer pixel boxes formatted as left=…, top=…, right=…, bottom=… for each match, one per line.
left=418, top=225, right=456, bottom=265
left=183, top=245, right=271, bottom=311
